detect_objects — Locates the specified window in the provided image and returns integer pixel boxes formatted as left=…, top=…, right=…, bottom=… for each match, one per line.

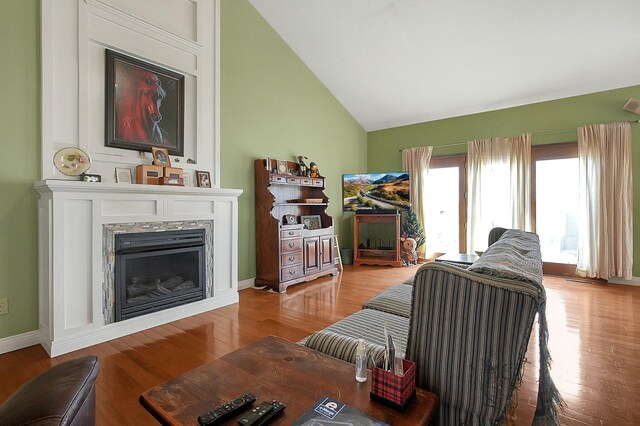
left=532, top=143, right=579, bottom=275
left=423, top=155, right=466, bottom=256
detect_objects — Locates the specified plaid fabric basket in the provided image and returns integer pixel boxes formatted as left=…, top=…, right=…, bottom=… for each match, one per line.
left=370, top=358, right=416, bottom=409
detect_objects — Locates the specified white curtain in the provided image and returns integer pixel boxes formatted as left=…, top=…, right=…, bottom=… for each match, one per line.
left=402, top=146, right=433, bottom=251
left=576, top=122, right=633, bottom=279
left=467, top=134, right=532, bottom=252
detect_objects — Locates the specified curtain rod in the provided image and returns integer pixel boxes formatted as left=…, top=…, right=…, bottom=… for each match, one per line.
left=398, top=119, right=640, bottom=152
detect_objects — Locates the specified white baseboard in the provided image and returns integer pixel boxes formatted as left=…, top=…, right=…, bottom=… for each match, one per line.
left=238, top=277, right=255, bottom=290
left=0, top=330, right=42, bottom=355
left=607, top=277, right=640, bottom=286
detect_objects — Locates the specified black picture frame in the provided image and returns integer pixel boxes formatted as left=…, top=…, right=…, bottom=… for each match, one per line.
left=105, top=49, right=185, bottom=156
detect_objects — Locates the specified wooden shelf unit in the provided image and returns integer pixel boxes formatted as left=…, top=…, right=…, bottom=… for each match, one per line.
left=353, top=213, right=402, bottom=267
left=254, top=159, right=338, bottom=292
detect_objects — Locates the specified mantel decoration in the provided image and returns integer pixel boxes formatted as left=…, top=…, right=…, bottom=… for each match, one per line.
left=105, top=49, right=185, bottom=156
left=53, top=147, right=91, bottom=176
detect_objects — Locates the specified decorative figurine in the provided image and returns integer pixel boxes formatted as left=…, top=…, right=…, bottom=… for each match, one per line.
left=297, top=155, right=308, bottom=176
left=400, top=237, right=418, bottom=266
left=309, top=162, right=320, bottom=178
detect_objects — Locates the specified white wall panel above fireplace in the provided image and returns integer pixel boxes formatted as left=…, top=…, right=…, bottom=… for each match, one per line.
left=41, top=0, right=220, bottom=186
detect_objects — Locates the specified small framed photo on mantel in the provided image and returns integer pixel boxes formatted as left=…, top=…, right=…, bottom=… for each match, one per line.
left=196, top=170, right=211, bottom=188
left=115, top=167, right=132, bottom=183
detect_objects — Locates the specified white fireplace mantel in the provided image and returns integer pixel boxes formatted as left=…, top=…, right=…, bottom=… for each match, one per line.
left=35, top=180, right=242, bottom=356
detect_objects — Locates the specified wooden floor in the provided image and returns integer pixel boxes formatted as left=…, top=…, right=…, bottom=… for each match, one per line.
left=1, top=265, right=639, bottom=425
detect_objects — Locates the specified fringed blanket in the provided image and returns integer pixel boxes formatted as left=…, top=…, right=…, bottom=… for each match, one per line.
left=469, top=229, right=564, bottom=425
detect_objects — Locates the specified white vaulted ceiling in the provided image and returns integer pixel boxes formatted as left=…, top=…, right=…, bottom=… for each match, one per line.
left=249, top=0, right=640, bottom=131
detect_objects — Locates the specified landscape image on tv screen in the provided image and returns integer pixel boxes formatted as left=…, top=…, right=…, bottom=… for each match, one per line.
left=343, top=172, right=411, bottom=212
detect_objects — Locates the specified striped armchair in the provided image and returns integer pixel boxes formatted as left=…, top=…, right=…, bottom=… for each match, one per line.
left=409, top=230, right=561, bottom=425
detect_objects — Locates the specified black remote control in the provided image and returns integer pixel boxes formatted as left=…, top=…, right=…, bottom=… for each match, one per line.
left=237, top=400, right=286, bottom=426
left=197, top=393, right=257, bottom=426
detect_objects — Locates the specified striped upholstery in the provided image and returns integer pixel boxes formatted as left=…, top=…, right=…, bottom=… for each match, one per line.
left=305, top=309, right=410, bottom=356
left=362, top=284, right=412, bottom=318
left=407, top=261, right=543, bottom=425
left=304, top=330, right=386, bottom=368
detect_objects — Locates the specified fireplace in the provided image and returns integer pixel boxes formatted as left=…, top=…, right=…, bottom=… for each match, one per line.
left=114, top=229, right=206, bottom=321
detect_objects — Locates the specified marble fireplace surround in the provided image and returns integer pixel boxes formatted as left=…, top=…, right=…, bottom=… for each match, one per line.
left=35, top=180, right=242, bottom=357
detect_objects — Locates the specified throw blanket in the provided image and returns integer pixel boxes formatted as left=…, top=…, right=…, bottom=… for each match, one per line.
left=469, top=230, right=564, bottom=425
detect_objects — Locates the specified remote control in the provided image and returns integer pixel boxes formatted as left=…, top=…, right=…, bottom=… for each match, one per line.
left=251, top=401, right=286, bottom=426
left=237, top=400, right=286, bottom=426
left=197, top=393, right=257, bottom=426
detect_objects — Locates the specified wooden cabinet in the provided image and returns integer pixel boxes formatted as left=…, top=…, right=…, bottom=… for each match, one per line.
left=255, top=159, right=338, bottom=292
left=353, top=213, right=402, bottom=267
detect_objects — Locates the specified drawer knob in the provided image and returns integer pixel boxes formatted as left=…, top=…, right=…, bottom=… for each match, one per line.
left=289, top=270, right=295, bottom=275
left=288, top=231, right=294, bottom=235
left=288, top=256, right=295, bottom=261
left=288, top=242, right=295, bottom=248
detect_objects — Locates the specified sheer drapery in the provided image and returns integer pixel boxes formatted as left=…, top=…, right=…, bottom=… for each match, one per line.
left=576, top=122, right=633, bottom=279
left=402, top=146, right=433, bottom=251
left=467, top=134, right=532, bottom=252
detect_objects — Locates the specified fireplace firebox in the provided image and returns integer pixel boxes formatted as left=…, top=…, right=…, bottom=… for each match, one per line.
left=114, top=229, right=206, bottom=321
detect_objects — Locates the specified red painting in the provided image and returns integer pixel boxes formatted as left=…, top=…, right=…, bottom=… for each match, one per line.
left=105, top=50, right=184, bottom=156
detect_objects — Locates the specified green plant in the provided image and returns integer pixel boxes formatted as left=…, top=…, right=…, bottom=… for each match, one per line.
left=402, top=208, right=425, bottom=249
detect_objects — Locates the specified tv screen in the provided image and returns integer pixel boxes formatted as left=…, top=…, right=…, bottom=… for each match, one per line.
left=342, top=172, right=411, bottom=212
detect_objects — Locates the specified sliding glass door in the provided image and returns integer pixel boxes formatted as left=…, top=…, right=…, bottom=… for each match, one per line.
left=532, top=143, right=579, bottom=275
left=423, top=156, right=466, bottom=256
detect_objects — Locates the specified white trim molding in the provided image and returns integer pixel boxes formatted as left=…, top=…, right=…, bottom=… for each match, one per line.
left=238, top=278, right=256, bottom=291
left=0, top=331, right=42, bottom=355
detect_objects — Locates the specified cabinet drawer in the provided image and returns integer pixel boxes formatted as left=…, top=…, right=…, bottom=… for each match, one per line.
left=270, top=175, right=287, bottom=183
left=280, top=228, right=302, bottom=239
left=281, top=252, right=302, bottom=267
left=281, top=238, right=302, bottom=253
left=300, top=177, right=313, bottom=186
left=312, top=178, right=324, bottom=187
left=281, top=265, right=303, bottom=281
left=286, top=177, right=301, bottom=184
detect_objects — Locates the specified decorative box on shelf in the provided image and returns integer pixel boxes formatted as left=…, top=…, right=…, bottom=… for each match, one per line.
left=136, top=165, right=164, bottom=185
left=160, top=176, right=184, bottom=186
left=164, top=167, right=184, bottom=179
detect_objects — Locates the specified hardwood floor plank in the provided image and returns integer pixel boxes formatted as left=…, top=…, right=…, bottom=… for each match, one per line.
left=1, top=266, right=639, bottom=425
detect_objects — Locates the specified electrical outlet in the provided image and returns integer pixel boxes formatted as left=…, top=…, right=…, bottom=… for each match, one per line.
left=0, top=298, right=8, bottom=315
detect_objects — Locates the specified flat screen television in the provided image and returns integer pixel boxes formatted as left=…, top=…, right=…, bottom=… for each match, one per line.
left=342, top=172, right=411, bottom=212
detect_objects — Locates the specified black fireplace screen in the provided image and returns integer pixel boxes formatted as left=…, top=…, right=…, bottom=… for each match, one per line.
left=115, top=229, right=206, bottom=321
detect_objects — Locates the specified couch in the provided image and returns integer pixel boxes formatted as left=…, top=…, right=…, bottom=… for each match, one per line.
left=0, top=356, right=100, bottom=425
left=302, top=229, right=562, bottom=425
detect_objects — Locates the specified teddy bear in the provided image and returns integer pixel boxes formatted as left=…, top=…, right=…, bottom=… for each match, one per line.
left=400, top=237, right=418, bottom=266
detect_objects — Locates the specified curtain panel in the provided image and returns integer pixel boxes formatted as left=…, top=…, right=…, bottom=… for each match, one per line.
left=576, top=122, right=633, bottom=279
left=467, top=134, right=532, bottom=253
left=402, top=146, right=433, bottom=251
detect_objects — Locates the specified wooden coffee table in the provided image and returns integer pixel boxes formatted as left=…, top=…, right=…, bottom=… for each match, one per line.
left=140, top=335, right=438, bottom=425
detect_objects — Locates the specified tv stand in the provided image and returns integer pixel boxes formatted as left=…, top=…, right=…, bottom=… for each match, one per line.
left=353, top=213, right=402, bottom=267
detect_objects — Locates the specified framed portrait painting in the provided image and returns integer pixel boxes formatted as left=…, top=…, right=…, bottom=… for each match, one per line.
left=105, top=49, right=185, bottom=156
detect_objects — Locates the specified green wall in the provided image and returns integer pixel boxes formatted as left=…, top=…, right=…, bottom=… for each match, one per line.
left=0, top=0, right=40, bottom=339
left=0, top=0, right=366, bottom=339
left=220, top=0, right=367, bottom=281
left=368, top=85, right=640, bottom=274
